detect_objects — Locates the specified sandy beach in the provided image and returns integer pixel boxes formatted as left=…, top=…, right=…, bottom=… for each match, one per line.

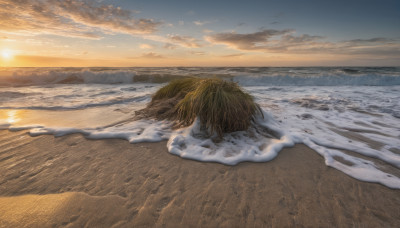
left=0, top=130, right=398, bottom=227
left=1, top=0, right=399, bottom=226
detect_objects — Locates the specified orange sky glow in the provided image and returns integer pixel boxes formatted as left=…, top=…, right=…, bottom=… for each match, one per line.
left=1, top=0, right=399, bottom=67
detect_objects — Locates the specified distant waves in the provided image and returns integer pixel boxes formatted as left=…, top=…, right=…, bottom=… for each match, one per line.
left=1, top=67, right=400, bottom=86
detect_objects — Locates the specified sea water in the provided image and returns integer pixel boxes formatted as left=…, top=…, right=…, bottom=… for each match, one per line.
left=1, top=67, right=399, bottom=189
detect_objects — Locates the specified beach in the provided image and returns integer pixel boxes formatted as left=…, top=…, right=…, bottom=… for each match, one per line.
left=1, top=129, right=399, bottom=227
left=2, top=0, right=400, bottom=226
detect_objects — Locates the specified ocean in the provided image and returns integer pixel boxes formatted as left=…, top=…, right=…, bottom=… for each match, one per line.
left=1, top=67, right=399, bottom=189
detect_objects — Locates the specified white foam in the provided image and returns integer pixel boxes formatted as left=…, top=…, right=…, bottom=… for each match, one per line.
left=303, top=138, right=400, bottom=189
left=30, top=127, right=87, bottom=137
left=1, top=78, right=400, bottom=189
left=87, top=119, right=171, bottom=143
left=167, top=116, right=297, bottom=165
left=1, top=105, right=400, bottom=189
left=27, top=119, right=172, bottom=143
left=250, top=85, right=400, bottom=189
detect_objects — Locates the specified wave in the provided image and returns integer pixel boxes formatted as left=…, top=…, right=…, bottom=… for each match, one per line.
left=235, top=74, right=400, bottom=86
left=0, top=95, right=150, bottom=110
left=1, top=67, right=399, bottom=86
left=0, top=68, right=135, bottom=86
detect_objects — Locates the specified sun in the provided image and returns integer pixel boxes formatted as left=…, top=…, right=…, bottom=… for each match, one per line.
left=1, top=49, right=13, bottom=60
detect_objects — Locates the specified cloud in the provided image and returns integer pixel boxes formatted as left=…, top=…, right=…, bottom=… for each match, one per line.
left=220, top=53, right=245, bottom=58
left=168, top=35, right=202, bottom=48
left=143, top=34, right=201, bottom=49
left=0, top=35, right=16, bottom=41
left=190, top=51, right=206, bottom=56
left=205, top=29, right=294, bottom=50
left=163, top=43, right=178, bottom=50
left=269, top=34, right=324, bottom=51
left=140, top=44, right=154, bottom=49
left=292, top=37, right=400, bottom=56
left=206, top=29, right=400, bottom=57
left=342, top=38, right=395, bottom=46
left=141, top=52, right=164, bottom=58
left=0, top=0, right=161, bottom=39
left=336, top=38, right=400, bottom=56
left=193, top=20, right=210, bottom=26
left=281, top=34, right=324, bottom=43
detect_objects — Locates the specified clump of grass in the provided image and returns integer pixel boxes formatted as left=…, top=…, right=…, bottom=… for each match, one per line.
left=151, top=77, right=201, bottom=101
left=140, top=77, right=262, bottom=136
left=135, top=77, right=200, bottom=120
left=175, top=78, right=262, bottom=136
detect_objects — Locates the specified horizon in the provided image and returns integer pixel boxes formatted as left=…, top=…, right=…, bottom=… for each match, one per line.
left=1, top=0, right=400, bottom=67
left=2, top=66, right=400, bottom=69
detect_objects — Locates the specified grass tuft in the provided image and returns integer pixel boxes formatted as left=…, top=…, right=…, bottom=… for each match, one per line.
left=151, top=77, right=201, bottom=101
left=139, top=77, right=262, bottom=136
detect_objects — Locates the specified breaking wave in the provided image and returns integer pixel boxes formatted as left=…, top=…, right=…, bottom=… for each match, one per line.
left=1, top=67, right=399, bottom=86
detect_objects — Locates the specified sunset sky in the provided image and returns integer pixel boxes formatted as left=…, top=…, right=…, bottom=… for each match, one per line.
left=0, top=0, right=399, bottom=67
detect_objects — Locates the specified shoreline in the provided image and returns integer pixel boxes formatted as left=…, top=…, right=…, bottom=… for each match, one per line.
left=0, top=130, right=399, bottom=227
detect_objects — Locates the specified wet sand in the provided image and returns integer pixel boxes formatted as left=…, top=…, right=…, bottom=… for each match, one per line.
left=0, top=130, right=399, bottom=227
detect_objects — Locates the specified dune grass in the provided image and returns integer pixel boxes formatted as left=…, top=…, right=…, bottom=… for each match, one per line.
left=151, top=77, right=201, bottom=101
left=144, top=77, right=262, bottom=136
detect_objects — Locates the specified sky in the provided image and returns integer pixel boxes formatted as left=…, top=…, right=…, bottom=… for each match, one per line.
left=0, top=0, right=399, bottom=67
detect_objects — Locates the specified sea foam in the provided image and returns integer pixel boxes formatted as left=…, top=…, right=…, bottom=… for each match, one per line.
left=167, top=112, right=296, bottom=165
left=6, top=107, right=398, bottom=189
left=1, top=67, right=400, bottom=189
